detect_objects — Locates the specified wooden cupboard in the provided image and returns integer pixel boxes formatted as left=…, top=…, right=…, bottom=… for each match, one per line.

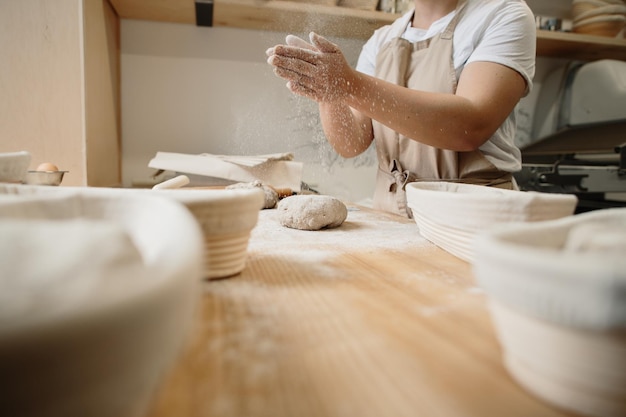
left=0, top=0, right=120, bottom=187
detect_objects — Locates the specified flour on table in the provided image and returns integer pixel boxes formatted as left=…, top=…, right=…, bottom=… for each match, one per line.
left=243, top=207, right=433, bottom=282
left=277, top=194, right=348, bottom=230
left=250, top=206, right=429, bottom=254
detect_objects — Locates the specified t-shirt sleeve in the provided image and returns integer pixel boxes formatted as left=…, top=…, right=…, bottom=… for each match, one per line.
left=356, top=34, right=378, bottom=76
left=466, top=1, right=536, bottom=95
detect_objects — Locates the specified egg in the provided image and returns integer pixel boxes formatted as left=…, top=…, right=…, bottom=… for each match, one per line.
left=36, top=162, right=59, bottom=172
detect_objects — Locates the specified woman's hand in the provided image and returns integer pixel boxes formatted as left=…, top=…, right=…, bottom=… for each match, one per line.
left=266, top=32, right=355, bottom=103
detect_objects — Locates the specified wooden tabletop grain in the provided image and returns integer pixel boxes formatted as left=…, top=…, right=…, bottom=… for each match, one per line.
left=144, top=205, right=576, bottom=417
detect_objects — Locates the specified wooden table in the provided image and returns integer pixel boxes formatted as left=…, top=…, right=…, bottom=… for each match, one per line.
left=145, top=205, right=577, bottom=417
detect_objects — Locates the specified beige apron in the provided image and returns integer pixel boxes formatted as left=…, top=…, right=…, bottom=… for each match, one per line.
left=372, top=0, right=514, bottom=217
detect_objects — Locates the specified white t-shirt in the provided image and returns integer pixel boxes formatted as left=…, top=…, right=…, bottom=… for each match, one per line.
left=356, top=0, right=536, bottom=173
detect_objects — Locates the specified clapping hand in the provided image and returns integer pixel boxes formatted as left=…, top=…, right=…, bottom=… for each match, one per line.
left=266, top=32, right=354, bottom=103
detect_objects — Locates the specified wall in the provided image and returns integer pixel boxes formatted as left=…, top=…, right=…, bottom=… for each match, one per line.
left=120, top=0, right=575, bottom=202
left=0, top=0, right=84, bottom=181
left=121, top=22, right=377, bottom=203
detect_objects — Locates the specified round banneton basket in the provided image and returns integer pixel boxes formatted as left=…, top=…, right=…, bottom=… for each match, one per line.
left=473, top=208, right=626, bottom=417
left=0, top=192, right=204, bottom=417
left=152, top=188, right=265, bottom=279
left=405, top=181, right=578, bottom=263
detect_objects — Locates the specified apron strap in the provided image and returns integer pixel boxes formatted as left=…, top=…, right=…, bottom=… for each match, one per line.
left=441, top=0, right=468, bottom=40
left=388, top=159, right=419, bottom=217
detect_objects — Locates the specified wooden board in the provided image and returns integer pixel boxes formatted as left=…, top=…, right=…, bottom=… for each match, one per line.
left=144, top=205, right=577, bottom=417
left=108, top=0, right=395, bottom=38
left=109, top=0, right=195, bottom=24
left=214, top=0, right=393, bottom=39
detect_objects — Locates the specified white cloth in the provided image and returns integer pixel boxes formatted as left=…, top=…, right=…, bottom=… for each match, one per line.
left=356, top=0, right=536, bottom=173
left=0, top=219, right=145, bottom=327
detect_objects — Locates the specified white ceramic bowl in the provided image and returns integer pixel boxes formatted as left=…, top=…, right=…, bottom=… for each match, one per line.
left=405, top=181, right=578, bottom=263
left=0, top=192, right=204, bottom=417
left=0, top=184, right=265, bottom=279
left=0, top=151, right=31, bottom=183
left=473, top=208, right=626, bottom=417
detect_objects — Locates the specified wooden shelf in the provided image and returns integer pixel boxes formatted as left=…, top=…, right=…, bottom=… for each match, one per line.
left=109, top=0, right=395, bottom=38
left=109, top=0, right=626, bottom=61
left=213, top=0, right=394, bottom=40
left=536, top=29, right=626, bottom=61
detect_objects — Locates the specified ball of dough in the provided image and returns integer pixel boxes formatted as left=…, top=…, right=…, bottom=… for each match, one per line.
left=226, top=180, right=278, bottom=209
left=277, top=194, right=347, bottom=230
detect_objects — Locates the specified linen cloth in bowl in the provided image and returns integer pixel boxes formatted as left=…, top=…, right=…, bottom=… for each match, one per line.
left=0, top=183, right=266, bottom=279
left=0, top=192, right=204, bottom=417
left=405, top=181, right=578, bottom=262
left=472, top=208, right=626, bottom=417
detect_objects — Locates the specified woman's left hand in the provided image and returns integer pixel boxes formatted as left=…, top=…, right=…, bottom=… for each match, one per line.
left=266, top=32, right=354, bottom=103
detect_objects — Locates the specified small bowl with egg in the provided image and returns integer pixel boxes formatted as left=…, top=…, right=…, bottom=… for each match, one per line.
left=25, top=162, right=68, bottom=186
